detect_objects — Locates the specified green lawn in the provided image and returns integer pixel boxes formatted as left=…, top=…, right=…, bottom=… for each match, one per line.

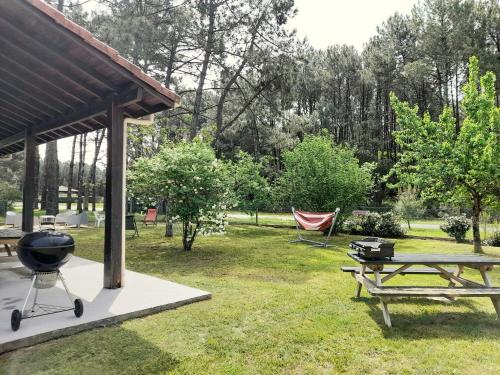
left=1, top=225, right=499, bottom=374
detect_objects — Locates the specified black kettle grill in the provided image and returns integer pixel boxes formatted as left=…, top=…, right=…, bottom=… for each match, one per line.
left=11, top=231, right=83, bottom=331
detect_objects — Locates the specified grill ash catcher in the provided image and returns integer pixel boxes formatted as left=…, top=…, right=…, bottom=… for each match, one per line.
left=11, top=231, right=83, bottom=331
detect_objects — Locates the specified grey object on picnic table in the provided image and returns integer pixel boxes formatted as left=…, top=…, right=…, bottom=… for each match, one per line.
left=349, top=237, right=395, bottom=259
left=343, top=252, right=500, bottom=328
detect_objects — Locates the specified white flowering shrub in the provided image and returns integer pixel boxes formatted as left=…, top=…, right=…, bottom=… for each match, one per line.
left=129, top=141, right=233, bottom=251
left=440, top=215, right=471, bottom=242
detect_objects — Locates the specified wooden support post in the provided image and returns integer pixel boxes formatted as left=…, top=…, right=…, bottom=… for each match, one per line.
left=104, top=95, right=126, bottom=289
left=22, top=128, right=36, bottom=232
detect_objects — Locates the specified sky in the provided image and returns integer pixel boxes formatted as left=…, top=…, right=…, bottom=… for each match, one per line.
left=45, top=0, right=419, bottom=162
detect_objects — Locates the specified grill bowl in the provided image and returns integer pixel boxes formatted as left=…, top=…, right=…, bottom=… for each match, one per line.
left=17, top=231, right=75, bottom=272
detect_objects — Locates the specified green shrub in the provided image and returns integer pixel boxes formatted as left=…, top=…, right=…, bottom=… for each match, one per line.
left=343, top=212, right=404, bottom=238
left=276, top=134, right=374, bottom=226
left=393, top=189, right=425, bottom=229
left=484, top=230, right=500, bottom=247
left=440, top=215, right=471, bottom=242
left=129, top=141, right=233, bottom=251
left=0, top=181, right=21, bottom=210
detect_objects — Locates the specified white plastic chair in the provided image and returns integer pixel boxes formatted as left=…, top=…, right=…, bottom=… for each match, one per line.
left=94, top=211, right=105, bottom=228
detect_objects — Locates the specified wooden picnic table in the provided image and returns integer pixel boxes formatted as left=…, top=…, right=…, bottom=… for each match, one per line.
left=0, top=229, right=24, bottom=257
left=343, top=252, right=500, bottom=327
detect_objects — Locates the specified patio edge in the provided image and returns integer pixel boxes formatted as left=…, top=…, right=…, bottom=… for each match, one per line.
left=0, top=293, right=211, bottom=354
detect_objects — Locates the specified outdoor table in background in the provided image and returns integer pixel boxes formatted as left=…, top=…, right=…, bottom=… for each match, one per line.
left=0, top=229, right=24, bottom=257
left=343, top=252, right=500, bottom=327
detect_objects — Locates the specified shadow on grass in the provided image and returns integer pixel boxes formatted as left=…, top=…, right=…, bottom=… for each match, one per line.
left=4, top=325, right=180, bottom=375
left=355, top=296, right=500, bottom=339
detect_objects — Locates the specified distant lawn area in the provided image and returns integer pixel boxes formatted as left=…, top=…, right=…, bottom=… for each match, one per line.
left=227, top=211, right=500, bottom=241
left=1, top=225, right=499, bottom=374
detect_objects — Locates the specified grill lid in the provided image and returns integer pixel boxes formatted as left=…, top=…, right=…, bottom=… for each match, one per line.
left=18, top=230, right=74, bottom=249
left=17, top=230, right=75, bottom=272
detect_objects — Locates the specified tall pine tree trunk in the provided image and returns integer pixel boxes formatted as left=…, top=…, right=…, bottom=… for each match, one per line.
left=44, top=141, right=59, bottom=216
left=472, top=193, right=482, bottom=253
left=67, top=136, right=76, bottom=210
left=90, top=130, right=105, bottom=211
left=190, top=0, right=216, bottom=139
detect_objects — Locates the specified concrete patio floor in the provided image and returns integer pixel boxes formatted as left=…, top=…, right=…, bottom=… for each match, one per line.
left=0, top=255, right=211, bottom=353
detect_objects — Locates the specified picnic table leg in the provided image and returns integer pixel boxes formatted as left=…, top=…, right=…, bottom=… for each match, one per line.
left=4, top=244, right=12, bottom=257
left=356, top=265, right=366, bottom=298
left=373, top=266, right=392, bottom=328
left=380, top=298, right=392, bottom=328
left=479, top=267, right=500, bottom=318
left=448, top=265, right=464, bottom=288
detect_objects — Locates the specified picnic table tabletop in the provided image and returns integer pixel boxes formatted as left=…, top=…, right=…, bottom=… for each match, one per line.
left=0, top=229, right=25, bottom=240
left=348, top=252, right=500, bottom=266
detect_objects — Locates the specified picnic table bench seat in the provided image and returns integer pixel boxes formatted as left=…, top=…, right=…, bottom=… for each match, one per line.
left=341, top=266, right=455, bottom=275
left=366, top=286, right=500, bottom=298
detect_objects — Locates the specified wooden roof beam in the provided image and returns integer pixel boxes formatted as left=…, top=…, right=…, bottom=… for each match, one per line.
left=20, top=1, right=180, bottom=108
left=0, top=34, right=103, bottom=99
left=0, top=76, right=65, bottom=114
left=0, top=55, right=87, bottom=105
left=0, top=15, right=117, bottom=92
left=0, top=98, right=45, bottom=123
left=0, top=87, right=54, bottom=118
left=0, top=66, right=75, bottom=111
left=0, top=87, right=143, bottom=150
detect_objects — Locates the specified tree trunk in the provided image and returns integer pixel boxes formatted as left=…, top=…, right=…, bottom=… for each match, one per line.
left=44, top=141, right=59, bottom=216
left=76, top=134, right=86, bottom=213
left=190, top=0, right=216, bottom=139
left=164, top=200, right=173, bottom=237
left=33, top=147, right=40, bottom=209
left=67, top=136, right=76, bottom=210
left=472, top=194, right=482, bottom=253
left=255, top=210, right=259, bottom=226
left=90, top=130, right=105, bottom=211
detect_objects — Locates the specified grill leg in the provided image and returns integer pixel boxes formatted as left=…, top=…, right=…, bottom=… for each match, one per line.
left=58, top=272, right=76, bottom=306
left=30, top=288, right=39, bottom=312
left=21, top=275, right=37, bottom=316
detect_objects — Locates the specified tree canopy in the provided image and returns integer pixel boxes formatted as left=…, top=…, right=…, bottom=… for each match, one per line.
left=389, top=56, right=499, bottom=252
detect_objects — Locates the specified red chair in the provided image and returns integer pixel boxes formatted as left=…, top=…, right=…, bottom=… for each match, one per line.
left=143, top=208, right=158, bottom=227
left=290, top=207, right=340, bottom=247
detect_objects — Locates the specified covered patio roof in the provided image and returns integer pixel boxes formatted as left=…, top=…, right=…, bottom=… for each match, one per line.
left=0, top=0, right=180, bottom=156
left=0, top=0, right=181, bottom=289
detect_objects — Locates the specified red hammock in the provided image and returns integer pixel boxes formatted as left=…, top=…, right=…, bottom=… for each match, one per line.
left=293, top=211, right=336, bottom=232
left=291, top=207, right=340, bottom=247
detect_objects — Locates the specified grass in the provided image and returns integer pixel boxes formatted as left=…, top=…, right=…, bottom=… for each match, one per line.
left=226, top=211, right=500, bottom=241
left=1, top=225, right=499, bottom=374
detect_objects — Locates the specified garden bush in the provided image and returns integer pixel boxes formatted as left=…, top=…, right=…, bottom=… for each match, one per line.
left=276, top=134, right=374, bottom=226
left=484, top=230, right=500, bottom=247
left=129, top=141, right=233, bottom=251
left=343, top=212, right=404, bottom=238
left=440, top=215, right=471, bottom=242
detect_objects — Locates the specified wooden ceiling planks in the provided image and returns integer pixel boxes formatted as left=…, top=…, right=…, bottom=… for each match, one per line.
left=0, top=0, right=180, bottom=156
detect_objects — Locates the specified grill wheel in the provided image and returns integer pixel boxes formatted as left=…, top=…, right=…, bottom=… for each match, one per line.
left=74, top=299, right=84, bottom=318
left=11, top=309, right=22, bottom=331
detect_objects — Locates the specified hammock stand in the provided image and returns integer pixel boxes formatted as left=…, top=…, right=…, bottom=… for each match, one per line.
left=290, top=207, right=340, bottom=247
